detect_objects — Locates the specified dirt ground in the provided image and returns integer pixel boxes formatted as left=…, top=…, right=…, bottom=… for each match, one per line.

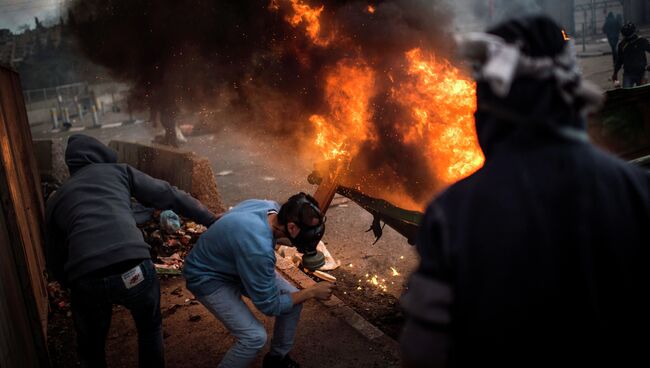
left=37, top=120, right=412, bottom=367
left=48, top=276, right=399, bottom=367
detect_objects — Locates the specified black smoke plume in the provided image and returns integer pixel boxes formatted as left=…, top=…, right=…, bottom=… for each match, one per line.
left=68, top=0, right=454, bottom=206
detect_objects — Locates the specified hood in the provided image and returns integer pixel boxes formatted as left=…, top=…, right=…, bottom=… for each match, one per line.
left=65, top=134, right=118, bottom=175
left=474, top=15, right=586, bottom=159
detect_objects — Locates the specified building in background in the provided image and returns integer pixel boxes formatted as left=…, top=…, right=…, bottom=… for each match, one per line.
left=623, top=0, right=650, bottom=25
left=0, top=28, right=15, bottom=66
left=449, top=0, right=576, bottom=34
left=449, top=1, right=648, bottom=38
left=539, top=0, right=576, bottom=34
left=574, top=1, right=624, bottom=37
left=0, top=17, right=62, bottom=68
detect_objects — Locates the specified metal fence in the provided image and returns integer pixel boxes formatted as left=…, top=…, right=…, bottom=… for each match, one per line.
left=23, top=82, right=90, bottom=105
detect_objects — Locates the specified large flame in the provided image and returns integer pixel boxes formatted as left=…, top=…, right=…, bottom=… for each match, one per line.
left=312, top=60, right=375, bottom=160
left=279, top=1, right=484, bottom=209
left=399, top=48, right=483, bottom=187
left=274, top=0, right=333, bottom=46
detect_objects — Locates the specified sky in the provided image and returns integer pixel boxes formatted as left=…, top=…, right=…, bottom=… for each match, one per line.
left=0, top=0, right=65, bottom=32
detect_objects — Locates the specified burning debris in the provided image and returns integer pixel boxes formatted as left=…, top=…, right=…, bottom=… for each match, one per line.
left=68, top=0, right=484, bottom=210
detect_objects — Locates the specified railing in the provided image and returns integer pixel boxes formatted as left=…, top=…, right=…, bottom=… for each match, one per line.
left=22, top=82, right=89, bottom=105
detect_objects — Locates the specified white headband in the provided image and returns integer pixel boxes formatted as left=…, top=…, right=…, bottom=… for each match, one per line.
left=455, top=32, right=603, bottom=115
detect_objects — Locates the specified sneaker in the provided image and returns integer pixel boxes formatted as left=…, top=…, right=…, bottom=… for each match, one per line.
left=262, top=353, right=301, bottom=368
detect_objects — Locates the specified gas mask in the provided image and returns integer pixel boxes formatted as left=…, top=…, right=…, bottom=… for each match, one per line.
left=282, top=195, right=326, bottom=270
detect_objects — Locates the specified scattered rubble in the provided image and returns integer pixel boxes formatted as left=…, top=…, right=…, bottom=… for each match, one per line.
left=47, top=282, right=70, bottom=316
left=329, top=194, right=351, bottom=208
left=46, top=208, right=208, bottom=314
left=163, top=304, right=181, bottom=318
left=170, top=286, right=183, bottom=296
left=139, top=210, right=208, bottom=274
left=277, top=241, right=341, bottom=271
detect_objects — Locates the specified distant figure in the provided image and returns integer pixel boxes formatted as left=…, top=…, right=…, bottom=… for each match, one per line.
left=612, top=22, right=650, bottom=88
left=401, top=15, right=650, bottom=368
left=602, top=12, right=622, bottom=66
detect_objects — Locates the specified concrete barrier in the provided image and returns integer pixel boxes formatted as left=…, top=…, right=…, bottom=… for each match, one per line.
left=108, top=140, right=224, bottom=213
left=32, top=138, right=68, bottom=184
left=32, top=138, right=224, bottom=214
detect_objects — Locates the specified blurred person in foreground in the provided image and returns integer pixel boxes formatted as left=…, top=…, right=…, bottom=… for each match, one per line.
left=183, top=193, right=335, bottom=368
left=46, top=134, right=218, bottom=368
left=612, top=22, right=650, bottom=88
left=400, top=15, right=650, bottom=368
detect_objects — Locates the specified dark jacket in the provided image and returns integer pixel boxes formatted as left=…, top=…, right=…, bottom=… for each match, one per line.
left=401, top=16, right=650, bottom=368
left=602, top=14, right=621, bottom=40
left=46, top=134, right=217, bottom=283
left=402, top=129, right=650, bottom=367
left=615, top=35, right=650, bottom=75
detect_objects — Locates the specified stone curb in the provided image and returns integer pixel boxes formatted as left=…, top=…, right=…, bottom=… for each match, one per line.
left=275, top=255, right=401, bottom=360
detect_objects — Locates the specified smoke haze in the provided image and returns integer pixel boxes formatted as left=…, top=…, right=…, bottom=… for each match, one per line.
left=68, top=0, right=471, bottom=206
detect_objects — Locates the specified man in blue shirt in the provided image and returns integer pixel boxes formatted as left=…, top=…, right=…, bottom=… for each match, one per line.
left=184, top=193, right=334, bottom=368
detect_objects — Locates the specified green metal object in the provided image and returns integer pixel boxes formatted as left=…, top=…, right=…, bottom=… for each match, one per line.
left=302, top=251, right=326, bottom=271
left=588, top=84, right=650, bottom=159
left=336, top=186, right=423, bottom=245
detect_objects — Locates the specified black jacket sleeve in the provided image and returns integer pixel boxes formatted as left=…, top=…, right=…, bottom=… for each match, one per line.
left=400, top=202, right=453, bottom=367
left=45, top=197, right=68, bottom=285
left=614, top=42, right=624, bottom=73
left=127, top=166, right=218, bottom=226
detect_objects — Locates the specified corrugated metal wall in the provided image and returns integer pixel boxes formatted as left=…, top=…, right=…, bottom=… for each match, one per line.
left=0, top=65, right=50, bottom=367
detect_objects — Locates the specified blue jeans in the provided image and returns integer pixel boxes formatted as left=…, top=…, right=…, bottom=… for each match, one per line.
left=198, top=272, right=303, bottom=368
left=70, top=259, right=164, bottom=368
left=623, top=73, right=645, bottom=88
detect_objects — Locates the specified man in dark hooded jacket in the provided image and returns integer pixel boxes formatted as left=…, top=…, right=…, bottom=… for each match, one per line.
left=400, top=16, right=650, bottom=368
left=612, top=22, right=650, bottom=88
left=46, top=134, right=218, bottom=367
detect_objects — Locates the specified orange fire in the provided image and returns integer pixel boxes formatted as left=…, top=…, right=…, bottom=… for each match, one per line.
left=311, top=49, right=483, bottom=204
left=561, top=29, right=570, bottom=41
left=311, top=60, right=375, bottom=160
left=279, top=1, right=484, bottom=208
left=277, top=0, right=332, bottom=46
left=399, top=48, right=483, bottom=187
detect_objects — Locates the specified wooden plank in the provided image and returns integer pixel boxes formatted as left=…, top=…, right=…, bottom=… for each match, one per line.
left=5, top=69, right=49, bottom=329
left=311, top=159, right=348, bottom=214
left=0, top=195, right=47, bottom=367
left=0, top=65, right=50, bottom=367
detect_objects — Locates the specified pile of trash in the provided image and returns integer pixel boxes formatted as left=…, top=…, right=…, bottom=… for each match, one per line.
left=139, top=209, right=208, bottom=274
left=46, top=209, right=207, bottom=315
left=47, top=281, right=71, bottom=315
